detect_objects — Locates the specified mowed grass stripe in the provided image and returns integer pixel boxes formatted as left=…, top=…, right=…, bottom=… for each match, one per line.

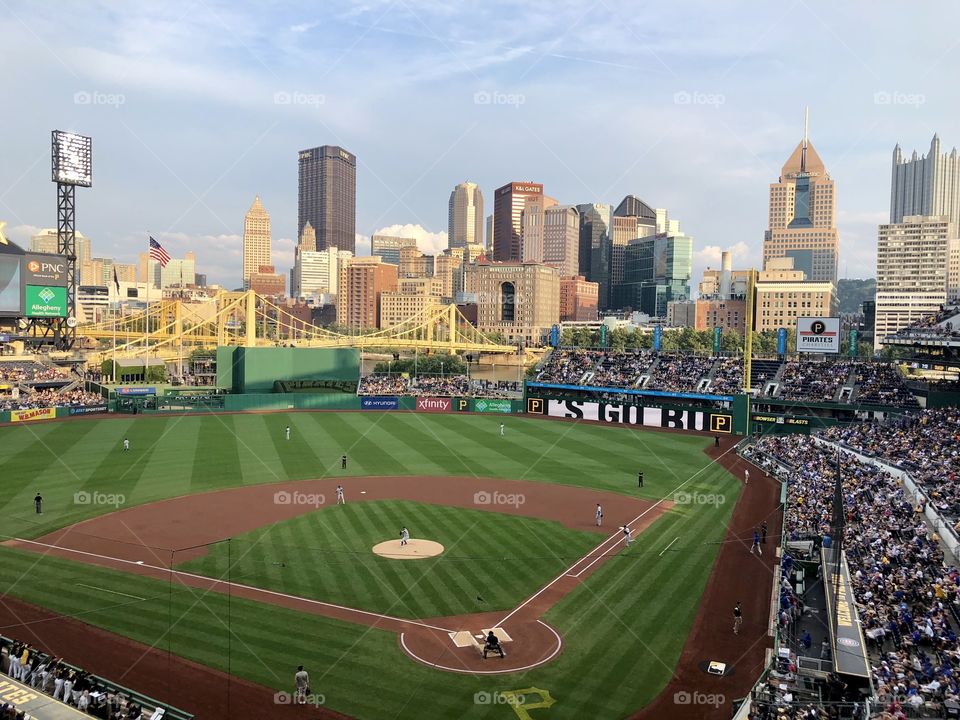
left=190, top=415, right=244, bottom=491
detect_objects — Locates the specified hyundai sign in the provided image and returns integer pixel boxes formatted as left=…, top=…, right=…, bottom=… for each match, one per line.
left=796, top=316, right=840, bottom=354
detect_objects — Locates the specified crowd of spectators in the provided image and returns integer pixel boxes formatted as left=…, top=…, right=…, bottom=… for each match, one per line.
left=409, top=375, right=471, bottom=396
left=0, top=388, right=104, bottom=412
left=777, top=360, right=854, bottom=402
left=854, top=364, right=921, bottom=408
left=645, top=355, right=714, bottom=393
left=709, top=357, right=745, bottom=395
left=357, top=374, right=517, bottom=398
left=823, top=408, right=960, bottom=523
left=357, top=375, right=409, bottom=395
left=890, top=305, right=960, bottom=340
left=0, top=361, right=70, bottom=385
left=590, top=351, right=651, bottom=388
left=748, top=431, right=960, bottom=718
left=534, top=349, right=602, bottom=385
left=1, top=638, right=158, bottom=718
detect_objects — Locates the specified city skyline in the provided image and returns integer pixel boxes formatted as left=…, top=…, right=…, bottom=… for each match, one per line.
left=1, top=3, right=958, bottom=289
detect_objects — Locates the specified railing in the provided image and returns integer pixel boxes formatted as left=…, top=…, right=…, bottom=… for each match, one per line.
left=1, top=635, right=194, bottom=719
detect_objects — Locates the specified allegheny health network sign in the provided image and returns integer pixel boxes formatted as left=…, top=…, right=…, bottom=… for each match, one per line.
left=25, top=285, right=67, bottom=318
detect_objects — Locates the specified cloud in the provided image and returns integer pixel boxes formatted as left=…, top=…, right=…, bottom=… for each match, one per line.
left=355, top=233, right=371, bottom=256
left=4, top=224, right=44, bottom=246
left=371, top=224, right=448, bottom=255
left=694, top=241, right=752, bottom=269
left=289, top=21, right=319, bottom=33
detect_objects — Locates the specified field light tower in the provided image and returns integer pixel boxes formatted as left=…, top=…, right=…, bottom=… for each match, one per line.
left=50, top=130, right=92, bottom=350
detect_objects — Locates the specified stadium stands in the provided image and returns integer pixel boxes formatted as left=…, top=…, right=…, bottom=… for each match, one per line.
left=745, top=419, right=960, bottom=718
left=0, top=359, right=104, bottom=411
left=823, top=408, right=960, bottom=523
left=532, top=349, right=919, bottom=406
left=356, top=374, right=518, bottom=398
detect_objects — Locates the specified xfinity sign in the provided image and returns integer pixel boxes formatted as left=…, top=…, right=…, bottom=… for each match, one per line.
left=796, top=316, right=840, bottom=354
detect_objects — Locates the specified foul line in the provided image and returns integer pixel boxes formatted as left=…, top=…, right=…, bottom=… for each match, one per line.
left=658, top=537, right=680, bottom=557
left=497, top=467, right=707, bottom=627
left=399, top=620, right=563, bottom=675
left=15, top=538, right=454, bottom=635
left=75, top=583, right=145, bottom=601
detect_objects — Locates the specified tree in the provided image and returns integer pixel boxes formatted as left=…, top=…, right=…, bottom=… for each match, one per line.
left=373, top=353, right=466, bottom=376
left=721, top=331, right=743, bottom=354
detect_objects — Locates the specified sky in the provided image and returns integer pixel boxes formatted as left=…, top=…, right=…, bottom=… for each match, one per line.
left=1, top=1, right=958, bottom=290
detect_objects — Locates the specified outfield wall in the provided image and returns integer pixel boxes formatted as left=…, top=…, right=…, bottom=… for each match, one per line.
left=216, top=347, right=361, bottom=393
left=0, top=405, right=109, bottom=424
left=524, top=394, right=744, bottom=435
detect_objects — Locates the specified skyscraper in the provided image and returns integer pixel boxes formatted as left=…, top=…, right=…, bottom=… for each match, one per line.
left=762, top=112, right=839, bottom=284
left=874, top=215, right=958, bottom=346
left=520, top=195, right=558, bottom=263
left=611, top=196, right=658, bottom=303
left=543, top=205, right=581, bottom=277
left=298, top=145, right=357, bottom=253
left=613, top=232, right=693, bottom=318
left=577, top=203, right=613, bottom=307
left=448, top=182, right=484, bottom=249
left=242, top=196, right=271, bottom=289
left=371, top=235, right=418, bottom=265
left=493, top=182, right=543, bottom=261
left=890, top=135, right=960, bottom=227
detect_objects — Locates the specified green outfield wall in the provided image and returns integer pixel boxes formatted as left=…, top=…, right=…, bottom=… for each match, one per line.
left=216, top=347, right=360, bottom=393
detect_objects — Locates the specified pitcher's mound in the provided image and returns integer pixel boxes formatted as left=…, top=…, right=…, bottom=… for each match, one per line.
left=372, top=539, right=444, bottom=559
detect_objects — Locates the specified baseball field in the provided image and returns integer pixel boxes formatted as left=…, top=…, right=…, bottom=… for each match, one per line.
left=0, top=410, right=770, bottom=719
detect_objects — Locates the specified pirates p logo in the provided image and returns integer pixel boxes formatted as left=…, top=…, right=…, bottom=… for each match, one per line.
left=527, top=398, right=544, bottom=415
left=710, top=414, right=733, bottom=434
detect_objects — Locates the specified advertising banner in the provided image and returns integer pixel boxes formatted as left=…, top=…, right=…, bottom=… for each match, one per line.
left=116, top=387, right=157, bottom=396
left=23, top=254, right=68, bottom=286
left=821, top=547, right=870, bottom=678
left=653, top=325, right=662, bottom=352
left=69, top=405, right=109, bottom=415
left=361, top=396, right=398, bottom=410
left=713, top=327, right=721, bottom=355
left=24, top=285, right=67, bottom=318
left=10, top=407, right=56, bottom=423
left=530, top=397, right=733, bottom=434
left=472, top=398, right=513, bottom=414
left=796, top=317, right=840, bottom=354
left=550, top=324, right=559, bottom=347
left=415, top=397, right=452, bottom=413
left=777, top=328, right=788, bottom=356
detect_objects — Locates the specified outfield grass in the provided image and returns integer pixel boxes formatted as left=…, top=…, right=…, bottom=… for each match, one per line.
left=178, top=500, right=600, bottom=617
left=0, top=411, right=740, bottom=719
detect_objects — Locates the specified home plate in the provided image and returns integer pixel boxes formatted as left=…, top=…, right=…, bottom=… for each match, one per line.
left=482, top=627, right=512, bottom=642
left=361, top=491, right=367, bottom=494
left=449, top=631, right=476, bottom=648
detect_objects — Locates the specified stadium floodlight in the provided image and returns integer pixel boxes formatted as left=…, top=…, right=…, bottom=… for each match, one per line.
left=51, top=130, right=92, bottom=187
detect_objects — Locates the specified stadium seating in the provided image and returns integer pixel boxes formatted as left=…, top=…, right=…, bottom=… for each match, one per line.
left=533, top=349, right=919, bottom=406
left=356, top=374, right=517, bottom=398
left=746, top=416, right=960, bottom=717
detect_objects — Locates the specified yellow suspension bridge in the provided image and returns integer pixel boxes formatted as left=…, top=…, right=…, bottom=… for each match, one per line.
left=79, top=290, right=522, bottom=362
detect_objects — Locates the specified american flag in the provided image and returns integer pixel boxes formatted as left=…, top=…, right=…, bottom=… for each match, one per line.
left=149, top=236, right=171, bottom=267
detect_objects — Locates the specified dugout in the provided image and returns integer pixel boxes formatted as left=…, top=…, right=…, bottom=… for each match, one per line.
left=216, top=347, right=360, bottom=393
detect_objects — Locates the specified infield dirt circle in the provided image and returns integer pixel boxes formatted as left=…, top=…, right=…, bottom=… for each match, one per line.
left=372, top=538, right=444, bottom=559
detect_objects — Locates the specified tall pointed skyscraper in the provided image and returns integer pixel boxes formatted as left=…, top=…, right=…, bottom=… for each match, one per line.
left=762, top=110, right=839, bottom=283
left=242, top=195, right=271, bottom=289
left=890, top=134, right=960, bottom=227
left=448, top=182, right=484, bottom=249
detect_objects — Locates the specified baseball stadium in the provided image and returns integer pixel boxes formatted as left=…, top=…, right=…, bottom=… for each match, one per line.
left=2, top=248, right=959, bottom=720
